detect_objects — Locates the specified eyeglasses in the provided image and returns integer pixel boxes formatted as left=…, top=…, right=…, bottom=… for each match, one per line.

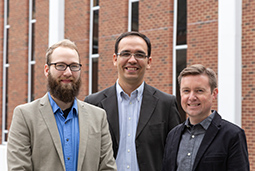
left=48, top=62, right=82, bottom=72
left=117, top=51, right=148, bottom=60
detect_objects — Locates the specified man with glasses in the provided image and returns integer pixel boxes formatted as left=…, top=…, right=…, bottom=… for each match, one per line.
left=85, top=31, right=181, bottom=171
left=7, top=39, right=117, bottom=171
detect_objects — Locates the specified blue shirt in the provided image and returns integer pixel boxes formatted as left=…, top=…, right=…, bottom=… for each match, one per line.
left=115, top=81, right=144, bottom=171
left=48, top=92, right=79, bottom=171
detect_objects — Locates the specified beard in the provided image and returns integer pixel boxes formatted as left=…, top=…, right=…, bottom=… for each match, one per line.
left=47, top=72, right=81, bottom=103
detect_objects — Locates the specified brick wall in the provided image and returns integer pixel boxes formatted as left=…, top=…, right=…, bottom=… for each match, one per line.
left=242, top=0, right=255, bottom=169
left=187, top=0, right=218, bottom=110
left=7, top=1, right=29, bottom=132
left=34, top=0, right=49, bottom=99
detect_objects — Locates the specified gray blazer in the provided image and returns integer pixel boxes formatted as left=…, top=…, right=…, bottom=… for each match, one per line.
left=7, top=93, right=117, bottom=171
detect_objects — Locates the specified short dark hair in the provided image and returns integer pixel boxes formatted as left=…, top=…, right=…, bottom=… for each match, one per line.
left=178, top=64, right=217, bottom=93
left=114, top=31, right=151, bottom=57
left=46, top=39, right=80, bottom=64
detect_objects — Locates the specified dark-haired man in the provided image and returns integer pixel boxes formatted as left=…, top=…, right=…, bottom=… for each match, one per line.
left=85, top=32, right=181, bottom=171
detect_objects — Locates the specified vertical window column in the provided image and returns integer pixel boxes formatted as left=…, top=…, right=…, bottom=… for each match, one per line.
left=89, top=0, right=99, bottom=94
left=2, top=0, right=10, bottom=144
left=218, top=0, right=242, bottom=126
left=128, top=0, right=139, bottom=31
left=28, top=0, right=36, bottom=102
left=48, top=0, right=65, bottom=46
left=173, top=0, right=187, bottom=122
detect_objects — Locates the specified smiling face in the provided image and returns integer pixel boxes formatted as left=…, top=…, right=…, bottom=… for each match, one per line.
left=44, top=46, right=81, bottom=102
left=113, top=36, right=152, bottom=88
left=180, top=74, right=218, bottom=124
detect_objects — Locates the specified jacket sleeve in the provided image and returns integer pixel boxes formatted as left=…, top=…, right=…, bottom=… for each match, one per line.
left=98, top=110, right=117, bottom=171
left=7, top=106, right=33, bottom=171
left=227, top=129, right=250, bottom=171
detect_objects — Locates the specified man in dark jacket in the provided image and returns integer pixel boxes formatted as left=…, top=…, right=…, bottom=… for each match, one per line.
left=85, top=31, right=181, bottom=171
left=162, top=64, right=249, bottom=171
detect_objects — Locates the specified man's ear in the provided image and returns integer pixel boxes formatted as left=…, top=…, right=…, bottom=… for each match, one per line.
left=212, top=88, right=218, bottom=100
left=146, top=57, right=152, bottom=70
left=113, top=53, right=118, bottom=66
left=44, top=64, right=49, bottom=77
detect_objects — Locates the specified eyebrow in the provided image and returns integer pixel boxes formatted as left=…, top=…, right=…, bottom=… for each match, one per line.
left=120, top=50, right=146, bottom=54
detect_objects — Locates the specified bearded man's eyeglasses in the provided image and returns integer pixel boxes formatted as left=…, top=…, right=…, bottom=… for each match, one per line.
left=48, top=62, right=82, bottom=72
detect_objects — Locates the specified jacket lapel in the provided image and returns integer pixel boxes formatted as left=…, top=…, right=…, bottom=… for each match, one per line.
left=136, top=83, right=158, bottom=138
left=39, top=93, right=66, bottom=170
left=192, top=112, right=221, bottom=171
left=77, top=100, right=89, bottom=171
left=101, top=85, right=120, bottom=144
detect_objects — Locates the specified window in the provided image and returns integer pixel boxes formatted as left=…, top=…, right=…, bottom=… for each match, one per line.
left=28, top=0, right=36, bottom=102
left=2, top=0, right=10, bottom=144
left=89, top=0, right=100, bottom=94
left=173, top=0, right=187, bottom=122
left=128, top=0, right=139, bottom=31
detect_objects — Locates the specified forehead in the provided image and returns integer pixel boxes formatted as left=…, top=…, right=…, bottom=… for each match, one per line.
left=118, top=36, right=147, bottom=52
left=181, top=74, right=210, bottom=88
left=51, top=46, right=79, bottom=63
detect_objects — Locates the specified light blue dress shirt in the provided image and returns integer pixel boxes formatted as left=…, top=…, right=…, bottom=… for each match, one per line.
left=115, top=81, right=144, bottom=171
left=48, top=92, right=79, bottom=171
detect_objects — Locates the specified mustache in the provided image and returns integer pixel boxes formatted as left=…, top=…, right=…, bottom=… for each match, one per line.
left=47, top=72, right=81, bottom=103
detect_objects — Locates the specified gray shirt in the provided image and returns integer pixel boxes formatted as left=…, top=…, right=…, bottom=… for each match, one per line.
left=176, top=111, right=215, bottom=171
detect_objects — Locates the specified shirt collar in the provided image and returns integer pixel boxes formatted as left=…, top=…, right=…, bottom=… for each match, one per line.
left=185, top=111, right=215, bottom=130
left=47, top=92, right=78, bottom=116
left=116, top=80, right=144, bottom=101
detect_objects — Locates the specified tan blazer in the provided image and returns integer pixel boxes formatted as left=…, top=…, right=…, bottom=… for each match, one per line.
left=7, top=93, right=117, bottom=171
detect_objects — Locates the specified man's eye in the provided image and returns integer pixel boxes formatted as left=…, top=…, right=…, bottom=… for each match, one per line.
left=121, top=52, right=131, bottom=57
left=135, top=53, right=145, bottom=58
left=56, top=64, right=66, bottom=68
left=71, top=65, right=79, bottom=69
left=182, top=90, right=189, bottom=93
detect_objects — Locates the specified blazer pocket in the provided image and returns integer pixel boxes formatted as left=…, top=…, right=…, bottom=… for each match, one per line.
left=88, top=132, right=101, bottom=152
left=203, top=154, right=226, bottom=163
left=148, top=122, right=166, bottom=139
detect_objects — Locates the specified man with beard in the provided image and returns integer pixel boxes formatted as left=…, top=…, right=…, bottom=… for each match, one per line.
left=7, top=39, right=117, bottom=171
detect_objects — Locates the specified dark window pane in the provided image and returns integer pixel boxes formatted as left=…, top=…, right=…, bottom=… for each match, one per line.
left=176, top=49, right=187, bottom=122
left=32, top=0, right=36, bottom=19
left=92, top=58, right=98, bottom=93
left=31, top=65, right=35, bottom=101
left=131, top=2, right=139, bottom=31
left=6, top=28, right=9, bottom=64
left=7, top=0, right=9, bottom=25
left=31, top=23, right=35, bottom=60
left=5, top=68, right=9, bottom=130
left=4, top=132, right=8, bottom=142
left=93, top=10, right=99, bottom=54
left=177, top=0, right=187, bottom=45
left=93, top=0, right=99, bottom=6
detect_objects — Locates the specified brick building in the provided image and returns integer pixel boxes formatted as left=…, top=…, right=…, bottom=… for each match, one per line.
left=0, top=0, right=254, bottom=170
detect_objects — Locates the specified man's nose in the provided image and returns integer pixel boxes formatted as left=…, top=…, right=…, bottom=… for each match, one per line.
left=63, top=66, right=72, bottom=76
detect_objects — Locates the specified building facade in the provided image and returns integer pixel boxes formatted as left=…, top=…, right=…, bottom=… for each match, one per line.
left=0, top=0, right=254, bottom=170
